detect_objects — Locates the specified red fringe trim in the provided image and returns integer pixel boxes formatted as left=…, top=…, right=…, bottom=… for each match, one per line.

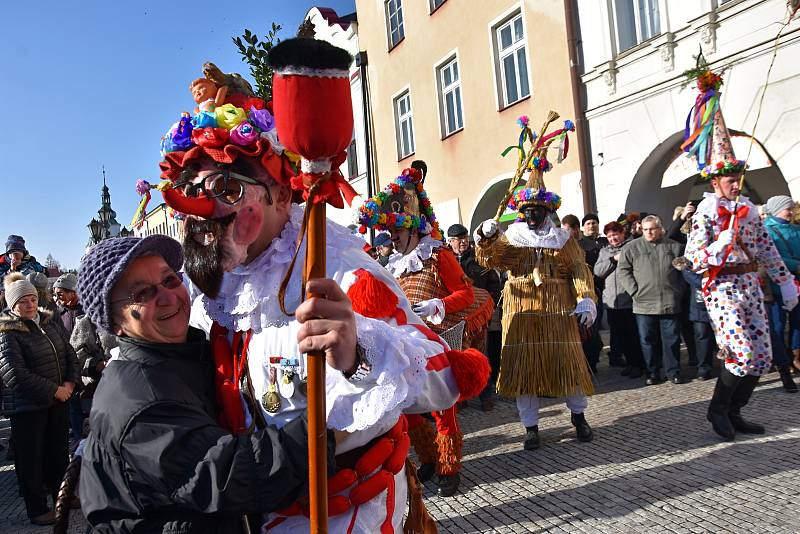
left=435, top=432, right=463, bottom=476
left=347, top=268, right=400, bottom=320
left=464, top=289, right=494, bottom=337
left=447, top=348, right=491, bottom=401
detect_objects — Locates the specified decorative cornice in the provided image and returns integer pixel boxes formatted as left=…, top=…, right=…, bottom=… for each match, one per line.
left=601, top=60, right=618, bottom=96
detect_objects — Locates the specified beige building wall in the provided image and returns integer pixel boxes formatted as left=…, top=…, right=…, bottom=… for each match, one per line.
left=355, top=0, right=581, bottom=231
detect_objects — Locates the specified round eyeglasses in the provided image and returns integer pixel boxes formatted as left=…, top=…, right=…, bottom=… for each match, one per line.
left=175, top=169, right=270, bottom=206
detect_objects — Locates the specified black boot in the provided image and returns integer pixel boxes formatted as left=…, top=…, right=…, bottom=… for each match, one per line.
left=571, top=413, right=594, bottom=442
left=416, top=463, right=436, bottom=483
left=523, top=425, right=540, bottom=450
left=778, top=365, right=798, bottom=393
left=729, top=374, right=765, bottom=434
left=706, top=368, right=739, bottom=441
left=437, top=472, right=460, bottom=497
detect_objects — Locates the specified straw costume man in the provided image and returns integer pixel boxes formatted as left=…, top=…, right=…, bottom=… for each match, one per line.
left=474, top=114, right=596, bottom=450
left=357, top=163, right=492, bottom=497
left=145, top=45, right=481, bottom=533
left=681, top=65, right=798, bottom=441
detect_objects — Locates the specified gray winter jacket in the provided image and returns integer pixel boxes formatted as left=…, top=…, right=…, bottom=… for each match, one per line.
left=594, top=241, right=633, bottom=309
left=0, top=308, right=80, bottom=415
left=616, top=237, right=686, bottom=315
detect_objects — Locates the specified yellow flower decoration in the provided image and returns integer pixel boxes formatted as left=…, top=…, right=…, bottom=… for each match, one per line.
left=215, top=104, right=247, bottom=129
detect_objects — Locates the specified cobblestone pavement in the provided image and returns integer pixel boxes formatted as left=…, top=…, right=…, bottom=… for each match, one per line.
left=2, top=353, right=799, bottom=533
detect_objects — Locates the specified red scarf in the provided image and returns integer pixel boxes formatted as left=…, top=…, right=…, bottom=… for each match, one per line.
left=210, top=322, right=252, bottom=435
left=703, top=204, right=750, bottom=292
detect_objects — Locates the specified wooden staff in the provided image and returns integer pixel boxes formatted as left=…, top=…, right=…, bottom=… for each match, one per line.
left=494, top=110, right=561, bottom=220
left=304, top=198, right=328, bottom=533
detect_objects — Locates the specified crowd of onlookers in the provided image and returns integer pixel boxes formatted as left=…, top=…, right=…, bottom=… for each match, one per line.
left=362, top=195, right=800, bottom=396
left=1, top=192, right=798, bottom=525
left=0, top=235, right=115, bottom=525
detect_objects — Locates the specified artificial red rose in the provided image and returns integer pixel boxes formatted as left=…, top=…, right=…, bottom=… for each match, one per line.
left=192, top=127, right=230, bottom=148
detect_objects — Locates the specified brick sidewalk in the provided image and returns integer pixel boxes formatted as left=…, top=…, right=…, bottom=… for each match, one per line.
left=2, top=359, right=798, bottom=533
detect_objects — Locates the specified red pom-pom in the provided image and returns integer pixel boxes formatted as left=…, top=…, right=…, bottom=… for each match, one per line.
left=446, top=348, right=491, bottom=401
left=358, top=225, right=367, bottom=234
left=347, top=269, right=400, bottom=319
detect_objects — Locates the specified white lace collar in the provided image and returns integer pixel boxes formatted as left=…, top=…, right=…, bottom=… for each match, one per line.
left=696, top=192, right=756, bottom=223
left=386, top=235, right=444, bottom=277
left=504, top=219, right=570, bottom=249
left=200, top=204, right=365, bottom=332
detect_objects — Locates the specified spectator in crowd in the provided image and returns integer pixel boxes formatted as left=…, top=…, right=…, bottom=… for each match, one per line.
left=758, top=204, right=769, bottom=221
left=26, top=272, right=58, bottom=315
left=76, top=235, right=335, bottom=532
left=594, top=221, right=644, bottom=377
left=629, top=213, right=648, bottom=239
left=448, top=223, right=504, bottom=411
left=667, top=203, right=699, bottom=368
left=561, top=214, right=581, bottom=240
left=0, top=235, right=45, bottom=278
left=580, top=213, right=608, bottom=367
left=69, top=313, right=117, bottom=421
left=373, top=232, right=394, bottom=267
left=763, top=195, right=800, bottom=392
left=52, top=272, right=86, bottom=447
left=674, top=259, right=717, bottom=381
left=617, top=215, right=686, bottom=385
left=0, top=273, right=79, bottom=525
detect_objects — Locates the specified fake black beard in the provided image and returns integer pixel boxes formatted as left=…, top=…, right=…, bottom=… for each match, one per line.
left=182, top=213, right=236, bottom=299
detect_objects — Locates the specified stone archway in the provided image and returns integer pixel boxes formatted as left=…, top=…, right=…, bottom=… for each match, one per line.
left=467, top=172, right=526, bottom=235
left=625, top=131, right=789, bottom=221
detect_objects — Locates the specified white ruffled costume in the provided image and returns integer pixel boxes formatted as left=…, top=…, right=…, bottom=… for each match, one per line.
left=188, top=205, right=459, bottom=533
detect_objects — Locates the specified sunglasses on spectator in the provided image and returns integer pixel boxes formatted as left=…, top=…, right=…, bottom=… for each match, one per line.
left=111, top=272, right=184, bottom=306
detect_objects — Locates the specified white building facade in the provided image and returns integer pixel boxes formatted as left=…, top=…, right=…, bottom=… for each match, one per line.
left=577, top=0, right=798, bottom=223
left=304, top=7, right=372, bottom=231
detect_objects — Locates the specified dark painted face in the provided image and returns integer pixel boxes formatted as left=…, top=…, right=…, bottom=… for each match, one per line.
left=523, top=206, right=549, bottom=229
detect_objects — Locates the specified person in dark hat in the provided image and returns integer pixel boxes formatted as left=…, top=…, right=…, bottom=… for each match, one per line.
left=0, top=235, right=45, bottom=278
left=373, top=232, right=394, bottom=267
left=579, top=213, right=610, bottom=368
left=76, top=235, right=338, bottom=533
left=447, top=223, right=504, bottom=411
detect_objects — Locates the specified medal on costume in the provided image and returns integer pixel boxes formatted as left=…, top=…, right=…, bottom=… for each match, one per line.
left=262, top=364, right=282, bottom=413
left=279, top=358, right=297, bottom=399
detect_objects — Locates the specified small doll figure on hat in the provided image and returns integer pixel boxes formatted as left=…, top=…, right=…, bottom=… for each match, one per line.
left=190, top=77, right=228, bottom=114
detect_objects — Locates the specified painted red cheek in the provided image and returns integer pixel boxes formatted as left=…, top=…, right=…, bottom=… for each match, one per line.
left=232, top=206, right=264, bottom=245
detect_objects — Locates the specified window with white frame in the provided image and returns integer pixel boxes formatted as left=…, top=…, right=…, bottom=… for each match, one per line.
left=437, top=56, right=464, bottom=136
left=493, top=12, right=530, bottom=108
left=394, top=90, right=415, bottom=159
left=613, top=0, right=660, bottom=53
left=386, top=0, right=404, bottom=49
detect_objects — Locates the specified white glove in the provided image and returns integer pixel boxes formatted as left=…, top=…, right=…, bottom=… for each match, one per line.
left=571, top=298, right=597, bottom=328
left=780, top=280, right=799, bottom=311
left=481, top=219, right=499, bottom=238
left=412, top=298, right=445, bottom=324
left=706, top=229, right=735, bottom=257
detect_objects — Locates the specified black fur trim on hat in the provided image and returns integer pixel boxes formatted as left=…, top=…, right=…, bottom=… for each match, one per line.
left=268, top=38, right=352, bottom=71
left=411, top=160, right=427, bottom=182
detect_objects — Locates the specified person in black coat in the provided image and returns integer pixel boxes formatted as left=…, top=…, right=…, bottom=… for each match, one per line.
left=76, top=235, right=344, bottom=534
left=0, top=273, right=80, bottom=525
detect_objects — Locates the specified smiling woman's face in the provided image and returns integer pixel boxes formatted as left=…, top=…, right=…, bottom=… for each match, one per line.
left=110, top=255, right=190, bottom=344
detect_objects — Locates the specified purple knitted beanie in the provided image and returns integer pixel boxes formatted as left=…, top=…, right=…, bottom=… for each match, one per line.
left=77, top=235, right=183, bottom=332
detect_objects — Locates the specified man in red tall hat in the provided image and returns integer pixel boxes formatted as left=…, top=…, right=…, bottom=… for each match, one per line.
left=144, top=41, right=476, bottom=532
left=682, top=65, right=798, bottom=441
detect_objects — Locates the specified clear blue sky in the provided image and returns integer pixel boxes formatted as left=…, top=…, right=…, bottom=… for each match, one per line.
left=0, top=0, right=355, bottom=270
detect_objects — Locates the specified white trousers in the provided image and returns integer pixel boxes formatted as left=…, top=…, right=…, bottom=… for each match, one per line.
left=516, top=394, right=589, bottom=427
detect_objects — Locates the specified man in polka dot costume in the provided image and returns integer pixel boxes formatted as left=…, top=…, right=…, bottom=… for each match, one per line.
left=685, top=173, right=798, bottom=440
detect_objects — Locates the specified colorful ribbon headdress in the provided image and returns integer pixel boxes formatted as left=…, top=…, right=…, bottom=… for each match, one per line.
left=497, top=112, right=574, bottom=217
left=680, top=52, right=745, bottom=180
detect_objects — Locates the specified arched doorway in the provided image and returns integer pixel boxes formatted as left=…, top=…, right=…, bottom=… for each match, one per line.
left=468, top=172, right=526, bottom=235
left=625, top=131, right=789, bottom=221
